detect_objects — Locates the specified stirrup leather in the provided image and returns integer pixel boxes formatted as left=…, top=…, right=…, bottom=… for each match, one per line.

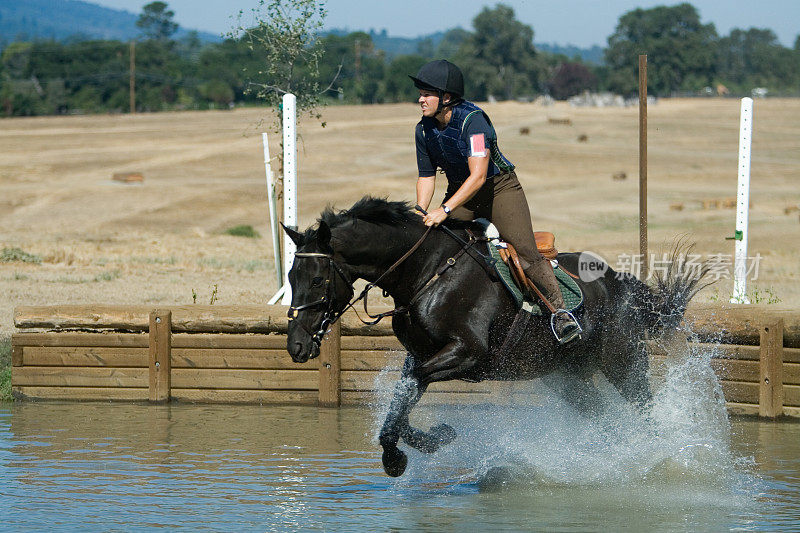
left=551, top=309, right=583, bottom=344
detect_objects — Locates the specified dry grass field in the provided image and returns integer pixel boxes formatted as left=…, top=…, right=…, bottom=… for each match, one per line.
left=1, top=98, right=798, bottom=335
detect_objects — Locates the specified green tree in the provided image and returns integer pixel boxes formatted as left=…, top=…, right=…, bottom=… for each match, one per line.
left=137, top=2, right=179, bottom=41
left=380, top=53, right=427, bottom=102
left=454, top=4, right=541, bottom=101
left=235, top=0, right=332, bottom=129
left=604, top=3, right=718, bottom=95
left=717, top=28, right=799, bottom=91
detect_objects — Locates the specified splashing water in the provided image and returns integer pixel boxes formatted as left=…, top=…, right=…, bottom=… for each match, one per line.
left=369, top=339, right=760, bottom=503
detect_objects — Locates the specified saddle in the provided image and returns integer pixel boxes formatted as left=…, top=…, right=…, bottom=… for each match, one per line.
left=476, top=220, right=583, bottom=314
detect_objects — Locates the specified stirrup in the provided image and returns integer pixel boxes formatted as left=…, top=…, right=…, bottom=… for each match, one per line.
left=551, top=309, right=583, bottom=344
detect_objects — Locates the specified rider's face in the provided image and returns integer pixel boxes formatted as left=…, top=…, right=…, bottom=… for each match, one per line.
left=418, top=89, right=440, bottom=117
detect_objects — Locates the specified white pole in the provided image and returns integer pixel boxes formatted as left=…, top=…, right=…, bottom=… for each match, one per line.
left=263, top=132, right=283, bottom=288
left=281, top=93, right=298, bottom=305
left=731, top=97, right=753, bottom=304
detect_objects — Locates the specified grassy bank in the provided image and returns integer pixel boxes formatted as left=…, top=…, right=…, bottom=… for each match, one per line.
left=0, top=336, right=11, bottom=401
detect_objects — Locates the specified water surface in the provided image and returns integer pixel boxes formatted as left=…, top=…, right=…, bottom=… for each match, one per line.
left=1, top=349, right=799, bottom=531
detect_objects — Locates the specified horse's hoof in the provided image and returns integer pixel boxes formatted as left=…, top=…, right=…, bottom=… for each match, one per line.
left=430, top=423, right=457, bottom=446
left=382, top=447, right=408, bottom=477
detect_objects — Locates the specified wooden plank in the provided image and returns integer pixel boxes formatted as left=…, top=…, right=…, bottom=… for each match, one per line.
left=13, top=367, right=147, bottom=387
left=170, top=389, right=318, bottom=405
left=341, top=336, right=404, bottom=351
left=318, top=321, right=341, bottom=407
left=171, top=369, right=318, bottom=390
left=784, top=384, right=800, bottom=407
left=650, top=355, right=762, bottom=383
left=726, top=402, right=760, bottom=417
left=341, top=350, right=404, bottom=371
left=14, top=305, right=396, bottom=336
left=22, top=346, right=148, bottom=367
left=341, top=390, right=496, bottom=405
left=720, top=380, right=758, bottom=404
left=149, top=309, right=171, bottom=402
left=12, top=386, right=148, bottom=401
left=170, top=349, right=310, bottom=370
left=11, top=345, right=23, bottom=367
left=784, top=406, right=800, bottom=418
left=760, top=319, right=784, bottom=417
left=172, top=334, right=287, bottom=349
left=12, top=332, right=148, bottom=348
left=340, top=371, right=495, bottom=393
left=685, top=304, right=800, bottom=348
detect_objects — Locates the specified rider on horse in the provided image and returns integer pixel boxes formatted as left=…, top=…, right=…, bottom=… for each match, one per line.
left=410, top=59, right=581, bottom=344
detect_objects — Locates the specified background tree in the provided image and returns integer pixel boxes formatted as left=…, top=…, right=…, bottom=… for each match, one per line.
left=136, top=1, right=179, bottom=42
left=547, top=62, right=598, bottom=100
left=604, top=3, right=717, bottom=96
left=453, top=4, right=541, bottom=101
left=717, top=28, right=799, bottom=91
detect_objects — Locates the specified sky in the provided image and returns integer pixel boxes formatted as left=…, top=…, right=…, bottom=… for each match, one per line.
left=87, top=0, right=799, bottom=48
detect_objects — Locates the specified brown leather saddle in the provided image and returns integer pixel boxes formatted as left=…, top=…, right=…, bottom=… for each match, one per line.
left=497, top=231, right=558, bottom=298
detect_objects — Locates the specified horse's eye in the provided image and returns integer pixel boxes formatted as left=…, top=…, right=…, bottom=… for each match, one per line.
left=311, top=276, right=324, bottom=287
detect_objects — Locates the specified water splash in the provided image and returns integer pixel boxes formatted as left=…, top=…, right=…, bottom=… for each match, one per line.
left=369, top=338, right=759, bottom=500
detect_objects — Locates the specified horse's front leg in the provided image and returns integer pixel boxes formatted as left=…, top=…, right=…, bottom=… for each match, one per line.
left=379, top=355, right=424, bottom=477
left=380, top=339, right=481, bottom=476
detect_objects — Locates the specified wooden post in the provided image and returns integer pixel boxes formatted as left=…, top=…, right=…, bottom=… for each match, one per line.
left=149, top=309, right=172, bottom=402
left=318, top=321, right=341, bottom=407
left=759, top=318, right=784, bottom=418
left=638, top=54, right=648, bottom=280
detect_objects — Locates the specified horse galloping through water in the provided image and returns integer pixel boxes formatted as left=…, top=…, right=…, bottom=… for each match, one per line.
left=284, top=197, right=707, bottom=477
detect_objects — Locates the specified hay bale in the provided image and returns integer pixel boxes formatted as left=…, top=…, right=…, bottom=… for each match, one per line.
left=577, top=134, right=588, bottom=142
left=113, top=172, right=144, bottom=183
left=547, top=117, right=572, bottom=126
left=612, top=171, right=627, bottom=181
left=519, top=127, right=530, bottom=135
left=670, top=203, right=684, bottom=211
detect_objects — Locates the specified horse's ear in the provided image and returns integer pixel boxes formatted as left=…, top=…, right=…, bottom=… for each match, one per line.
left=281, top=223, right=304, bottom=247
left=317, top=221, right=333, bottom=252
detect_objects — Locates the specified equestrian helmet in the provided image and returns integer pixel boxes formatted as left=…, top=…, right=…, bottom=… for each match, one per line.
left=409, top=60, right=464, bottom=98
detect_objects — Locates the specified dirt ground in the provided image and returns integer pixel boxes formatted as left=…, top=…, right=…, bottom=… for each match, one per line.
left=1, top=98, right=798, bottom=335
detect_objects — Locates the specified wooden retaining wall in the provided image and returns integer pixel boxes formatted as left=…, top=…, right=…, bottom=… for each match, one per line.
left=11, top=304, right=800, bottom=418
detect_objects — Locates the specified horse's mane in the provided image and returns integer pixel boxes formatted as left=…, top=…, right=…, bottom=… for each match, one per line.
left=321, top=196, right=418, bottom=228
left=301, top=195, right=475, bottom=242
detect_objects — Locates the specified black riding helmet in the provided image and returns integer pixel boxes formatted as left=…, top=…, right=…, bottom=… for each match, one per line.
left=410, top=60, right=464, bottom=113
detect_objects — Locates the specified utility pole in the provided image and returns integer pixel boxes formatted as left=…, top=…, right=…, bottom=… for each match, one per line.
left=129, top=40, right=136, bottom=114
left=639, top=54, right=648, bottom=280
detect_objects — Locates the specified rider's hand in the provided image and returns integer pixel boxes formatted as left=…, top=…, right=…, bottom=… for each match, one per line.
left=423, top=207, right=448, bottom=227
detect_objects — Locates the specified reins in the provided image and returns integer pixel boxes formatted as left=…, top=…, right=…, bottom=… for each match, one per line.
left=289, top=215, right=495, bottom=348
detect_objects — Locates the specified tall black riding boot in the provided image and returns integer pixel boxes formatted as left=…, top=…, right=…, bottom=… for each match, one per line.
left=524, top=259, right=582, bottom=344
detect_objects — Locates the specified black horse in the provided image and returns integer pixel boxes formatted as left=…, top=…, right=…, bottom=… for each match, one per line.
left=284, top=197, right=707, bottom=477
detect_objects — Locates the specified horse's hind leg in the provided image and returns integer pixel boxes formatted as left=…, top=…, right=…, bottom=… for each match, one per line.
left=540, top=369, right=607, bottom=416
left=602, top=336, right=652, bottom=408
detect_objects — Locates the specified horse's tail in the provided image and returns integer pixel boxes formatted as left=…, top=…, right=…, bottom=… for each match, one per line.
left=644, top=241, right=714, bottom=335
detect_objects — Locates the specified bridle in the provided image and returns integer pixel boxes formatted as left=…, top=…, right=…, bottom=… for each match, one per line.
left=287, top=251, right=355, bottom=347
left=288, top=226, right=435, bottom=348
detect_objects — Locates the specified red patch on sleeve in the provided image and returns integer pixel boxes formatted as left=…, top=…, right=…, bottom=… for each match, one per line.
left=470, top=133, right=486, bottom=157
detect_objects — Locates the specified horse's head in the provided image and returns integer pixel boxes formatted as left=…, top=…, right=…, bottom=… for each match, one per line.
left=284, top=221, right=354, bottom=363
